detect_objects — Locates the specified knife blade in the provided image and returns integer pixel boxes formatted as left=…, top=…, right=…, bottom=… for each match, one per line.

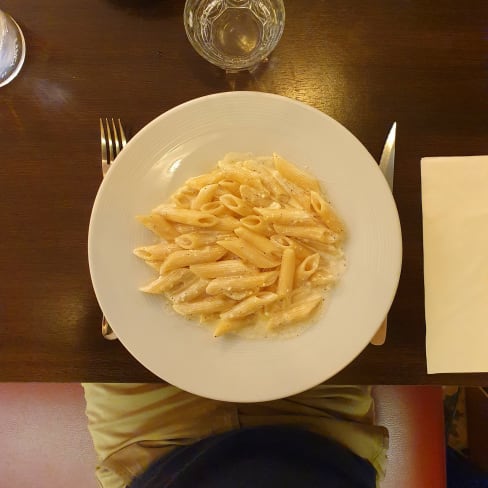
left=371, top=122, right=396, bottom=346
left=379, top=122, right=396, bottom=191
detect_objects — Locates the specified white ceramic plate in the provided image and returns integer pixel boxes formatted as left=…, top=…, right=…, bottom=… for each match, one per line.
left=88, top=92, right=402, bottom=402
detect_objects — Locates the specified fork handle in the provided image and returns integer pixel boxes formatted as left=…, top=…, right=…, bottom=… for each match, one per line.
left=102, top=316, right=118, bottom=341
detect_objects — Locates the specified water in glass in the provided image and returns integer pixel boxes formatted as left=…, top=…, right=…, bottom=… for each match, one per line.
left=184, top=0, right=285, bottom=72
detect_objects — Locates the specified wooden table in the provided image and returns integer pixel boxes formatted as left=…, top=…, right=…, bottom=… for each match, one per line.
left=1, top=0, right=487, bottom=384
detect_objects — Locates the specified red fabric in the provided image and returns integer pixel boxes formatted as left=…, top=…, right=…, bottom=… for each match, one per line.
left=374, top=386, right=446, bottom=488
left=0, top=383, right=98, bottom=488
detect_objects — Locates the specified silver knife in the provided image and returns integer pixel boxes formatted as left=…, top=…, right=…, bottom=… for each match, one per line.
left=379, top=122, right=396, bottom=189
left=371, top=122, right=396, bottom=346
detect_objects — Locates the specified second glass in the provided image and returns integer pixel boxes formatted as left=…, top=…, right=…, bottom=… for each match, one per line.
left=184, top=0, right=285, bottom=72
left=0, top=9, right=26, bottom=87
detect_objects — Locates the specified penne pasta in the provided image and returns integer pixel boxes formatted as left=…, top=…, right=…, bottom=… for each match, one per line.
left=139, top=275, right=169, bottom=294
left=273, top=153, right=320, bottom=192
left=239, top=215, right=273, bottom=235
left=289, top=285, right=315, bottom=304
left=295, top=253, right=321, bottom=285
left=239, top=184, right=272, bottom=207
left=270, top=235, right=314, bottom=260
left=185, top=170, right=222, bottom=190
left=171, top=191, right=195, bottom=209
left=135, top=153, right=346, bottom=338
left=267, top=293, right=323, bottom=329
left=211, top=216, right=240, bottom=231
left=297, top=238, right=342, bottom=254
left=270, top=171, right=312, bottom=211
left=213, top=316, right=255, bottom=337
left=222, top=289, right=257, bottom=301
left=220, top=165, right=264, bottom=190
left=277, top=248, right=296, bottom=297
left=217, top=179, right=241, bottom=196
left=254, top=207, right=315, bottom=225
left=160, top=245, right=227, bottom=273
left=159, top=268, right=197, bottom=292
left=175, top=231, right=230, bottom=250
left=219, top=152, right=254, bottom=165
left=190, top=259, right=256, bottom=278
left=310, top=267, right=338, bottom=287
left=310, top=191, right=345, bottom=235
left=219, top=194, right=254, bottom=217
left=136, top=214, right=179, bottom=239
left=191, top=184, right=219, bottom=209
left=242, top=159, right=289, bottom=203
left=220, top=292, right=278, bottom=320
left=206, top=270, right=279, bottom=296
left=145, top=260, right=164, bottom=271
left=133, top=242, right=180, bottom=262
left=217, top=238, right=280, bottom=268
left=155, top=207, right=219, bottom=227
left=173, top=296, right=234, bottom=316
left=139, top=268, right=195, bottom=294
left=199, top=201, right=228, bottom=216
left=174, top=223, right=199, bottom=235
left=167, top=278, right=209, bottom=304
left=273, top=223, right=336, bottom=243
left=234, top=226, right=282, bottom=257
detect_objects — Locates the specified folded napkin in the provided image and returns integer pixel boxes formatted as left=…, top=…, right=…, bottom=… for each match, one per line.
left=421, top=156, right=488, bottom=373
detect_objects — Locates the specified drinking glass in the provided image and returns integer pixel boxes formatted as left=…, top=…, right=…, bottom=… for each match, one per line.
left=184, top=0, right=285, bottom=72
left=0, top=9, right=26, bottom=87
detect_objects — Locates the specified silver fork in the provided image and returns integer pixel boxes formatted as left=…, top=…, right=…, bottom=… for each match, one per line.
left=99, top=118, right=127, bottom=340
left=100, top=118, right=127, bottom=176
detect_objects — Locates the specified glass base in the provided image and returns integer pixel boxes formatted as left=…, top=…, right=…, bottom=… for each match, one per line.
left=0, top=15, right=26, bottom=88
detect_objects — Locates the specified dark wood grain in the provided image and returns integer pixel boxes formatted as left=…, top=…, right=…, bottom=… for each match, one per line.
left=1, top=0, right=488, bottom=385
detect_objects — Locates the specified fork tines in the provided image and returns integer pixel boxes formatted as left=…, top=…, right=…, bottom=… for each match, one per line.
left=100, top=118, right=127, bottom=163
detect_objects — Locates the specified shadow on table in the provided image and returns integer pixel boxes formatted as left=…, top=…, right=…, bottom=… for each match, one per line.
left=180, top=49, right=279, bottom=94
left=106, top=0, right=181, bottom=19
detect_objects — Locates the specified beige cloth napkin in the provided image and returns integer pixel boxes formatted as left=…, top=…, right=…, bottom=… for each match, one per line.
left=421, top=155, right=488, bottom=373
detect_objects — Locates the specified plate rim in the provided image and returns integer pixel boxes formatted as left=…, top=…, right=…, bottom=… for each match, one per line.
left=88, top=91, right=403, bottom=402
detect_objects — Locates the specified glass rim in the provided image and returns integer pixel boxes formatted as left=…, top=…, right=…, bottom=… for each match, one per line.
left=183, top=0, right=285, bottom=71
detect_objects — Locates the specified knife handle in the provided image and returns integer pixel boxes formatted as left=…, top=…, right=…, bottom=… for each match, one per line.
left=371, top=318, right=387, bottom=346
